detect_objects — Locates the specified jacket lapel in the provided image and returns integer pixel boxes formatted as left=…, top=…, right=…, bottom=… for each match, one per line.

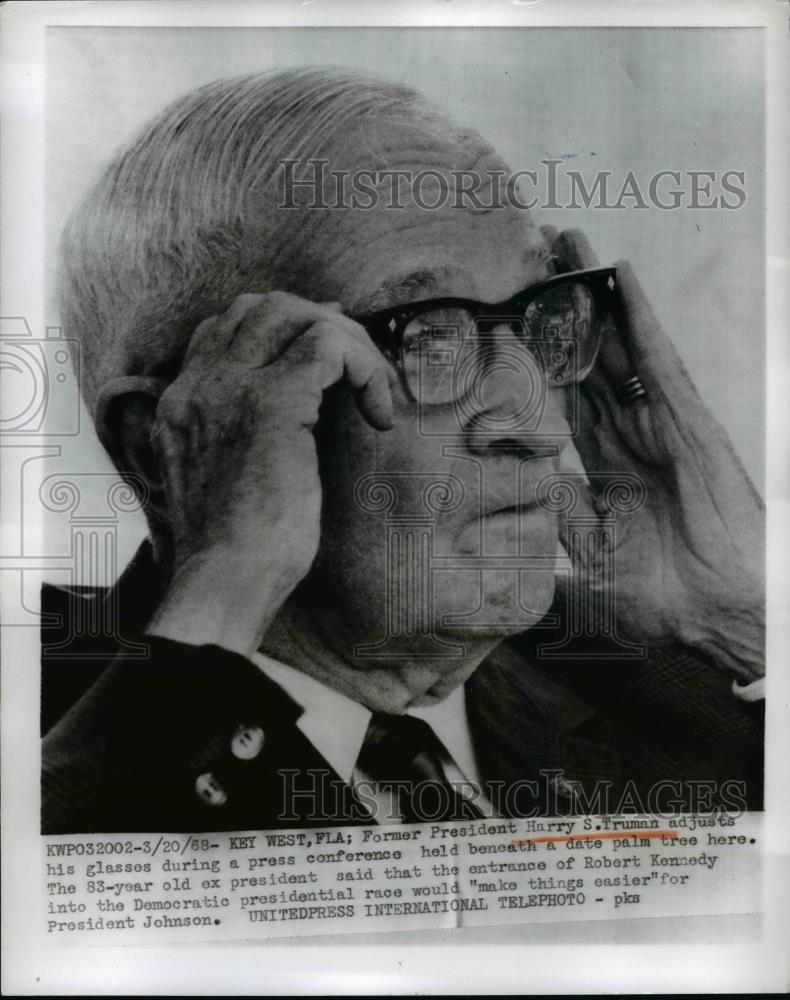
left=47, top=540, right=625, bottom=822
left=467, top=637, right=623, bottom=814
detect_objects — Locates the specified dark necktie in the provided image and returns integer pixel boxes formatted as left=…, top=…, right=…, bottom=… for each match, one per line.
left=356, top=712, right=482, bottom=824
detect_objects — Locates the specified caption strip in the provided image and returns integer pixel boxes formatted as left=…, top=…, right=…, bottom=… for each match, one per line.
left=42, top=812, right=761, bottom=943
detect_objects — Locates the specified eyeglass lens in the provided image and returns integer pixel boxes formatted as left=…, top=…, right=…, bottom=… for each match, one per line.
left=400, top=281, right=603, bottom=405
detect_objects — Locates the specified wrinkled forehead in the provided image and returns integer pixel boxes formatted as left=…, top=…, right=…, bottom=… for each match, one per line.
left=332, top=212, right=548, bottom=314
left=259, top=117, right=548, bottom=310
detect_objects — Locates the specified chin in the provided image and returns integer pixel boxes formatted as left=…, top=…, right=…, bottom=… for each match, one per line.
left=432, top=569, right=556, bottom=641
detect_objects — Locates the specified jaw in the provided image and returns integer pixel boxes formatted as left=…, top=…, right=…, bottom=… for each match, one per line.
left=262, top=586, right=499, bottom=713
left=430, top=567, right=558, bottom=640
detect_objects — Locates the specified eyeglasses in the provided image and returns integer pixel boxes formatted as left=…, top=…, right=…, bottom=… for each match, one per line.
left=353, top=266, right=617, bottom=406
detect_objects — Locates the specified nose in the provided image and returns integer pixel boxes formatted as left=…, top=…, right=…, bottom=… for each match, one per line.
left=461, top=325, right=571, bottom=457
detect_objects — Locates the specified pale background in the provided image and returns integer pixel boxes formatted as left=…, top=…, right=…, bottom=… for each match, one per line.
left=3, top=4, right=787, bottom=996
left=44, top=26, right=764, bottom=579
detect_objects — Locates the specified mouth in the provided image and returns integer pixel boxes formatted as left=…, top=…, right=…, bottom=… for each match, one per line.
left=474, top=491, right=546, bottom=524
left=452, top=492, right=556, bottom=554
left=486, top=502, right=540, bottom=517
left=455, top=500, right=547, bottom=535
left=476, top=503, right=548, bottom=530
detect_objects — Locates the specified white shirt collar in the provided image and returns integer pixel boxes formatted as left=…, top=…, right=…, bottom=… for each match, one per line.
left=409, top=688, right=480, bottom=788
left=251, top=651, right=480, bottom=785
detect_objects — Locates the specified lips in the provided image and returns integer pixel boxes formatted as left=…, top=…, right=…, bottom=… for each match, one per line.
left=453, top=494, right=554, bottom=556
left=476, top=484, right=543, bottom=522
left=453, top=496, right=545, bottom=537
left=444, top=458, right=557, bottom=534
left=484, top=502, right=539, bottom=520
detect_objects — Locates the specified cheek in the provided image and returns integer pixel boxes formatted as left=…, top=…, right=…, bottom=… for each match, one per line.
left=317, top=381, right=435, bottom=516
left=313, top=387, right=452, bottom=617
left=317, top=406, right=374, bottom=554
left=314, top=390, right=407, bottom=576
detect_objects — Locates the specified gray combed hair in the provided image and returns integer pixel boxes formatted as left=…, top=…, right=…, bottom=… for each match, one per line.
left=58, top=67, right=465, bottom=414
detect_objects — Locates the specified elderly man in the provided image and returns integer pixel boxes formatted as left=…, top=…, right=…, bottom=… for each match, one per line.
left=42, top=69, right=764, bottom=833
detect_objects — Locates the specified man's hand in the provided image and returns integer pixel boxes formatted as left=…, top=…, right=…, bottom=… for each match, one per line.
left=146, top=292, right=393, bottom=657
left=546, top=228, right=765, bottom=682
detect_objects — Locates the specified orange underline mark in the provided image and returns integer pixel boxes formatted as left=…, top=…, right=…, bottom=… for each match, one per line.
left=511, top=830, right=678, bottom=846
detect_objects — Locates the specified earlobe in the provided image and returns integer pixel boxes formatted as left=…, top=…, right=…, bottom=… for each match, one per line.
left=94, top=375, right=170, bottom=521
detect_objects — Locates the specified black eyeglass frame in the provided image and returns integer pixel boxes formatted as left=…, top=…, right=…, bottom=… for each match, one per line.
left=352, top=265, right=618, bottom=395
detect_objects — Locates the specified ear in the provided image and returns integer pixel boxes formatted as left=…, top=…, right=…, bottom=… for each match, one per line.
left=94, top=376, right=170, bottom=526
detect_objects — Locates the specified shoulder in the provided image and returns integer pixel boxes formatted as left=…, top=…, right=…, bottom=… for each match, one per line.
left=41, top=582, right=113, bottom=734
left=42, top=580, right=106, bottom=623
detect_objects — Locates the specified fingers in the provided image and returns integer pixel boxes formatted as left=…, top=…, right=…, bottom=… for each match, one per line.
left=186, top=292, right=364, bottom=369
left=539, top=224, right=559, bottom=247
left=183, top=291, right=394, bottom=432
left=235, top=295, right=365, bottom=367
left=556, top=228, right=601, bottom=271
left=572, top=386, right=609, bottom=465
left=330, top=324, right=394, bottom=431
left=541, top=227, right=600, bottom=273
left=587, top=315, right=637, bottom=399
left=354, top=364, right=394, bottom=431
left=151, top=416, right=203, bottom=534
left=553, top=464, right=606, bottom=582
left=185, top=294, right=267, bottom=363
left=276, top=321, right=394, bottom=432
left=539, top=225, right=559, bottom=270
left=612, top=259, right=695, bottom=391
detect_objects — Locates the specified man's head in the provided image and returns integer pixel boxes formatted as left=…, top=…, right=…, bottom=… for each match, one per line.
left=62, top=68, right=572, bottom=673
left=60, top=68, right=511, bottom=411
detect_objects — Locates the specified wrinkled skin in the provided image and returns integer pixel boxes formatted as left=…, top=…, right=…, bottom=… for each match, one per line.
left=136, top=122, right=763, bottom=712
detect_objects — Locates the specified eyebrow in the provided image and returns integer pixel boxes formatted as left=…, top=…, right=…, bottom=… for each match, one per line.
left=355, top=244, right=553, bottom=317
left=354, top=267, right=460, bottom=315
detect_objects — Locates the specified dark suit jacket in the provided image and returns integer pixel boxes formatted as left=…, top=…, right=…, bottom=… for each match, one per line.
left=41, top=543, right=763, bottom=833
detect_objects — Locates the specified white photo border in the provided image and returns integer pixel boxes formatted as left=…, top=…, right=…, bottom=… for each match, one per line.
left=1, top=0, right=788, bottom=994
